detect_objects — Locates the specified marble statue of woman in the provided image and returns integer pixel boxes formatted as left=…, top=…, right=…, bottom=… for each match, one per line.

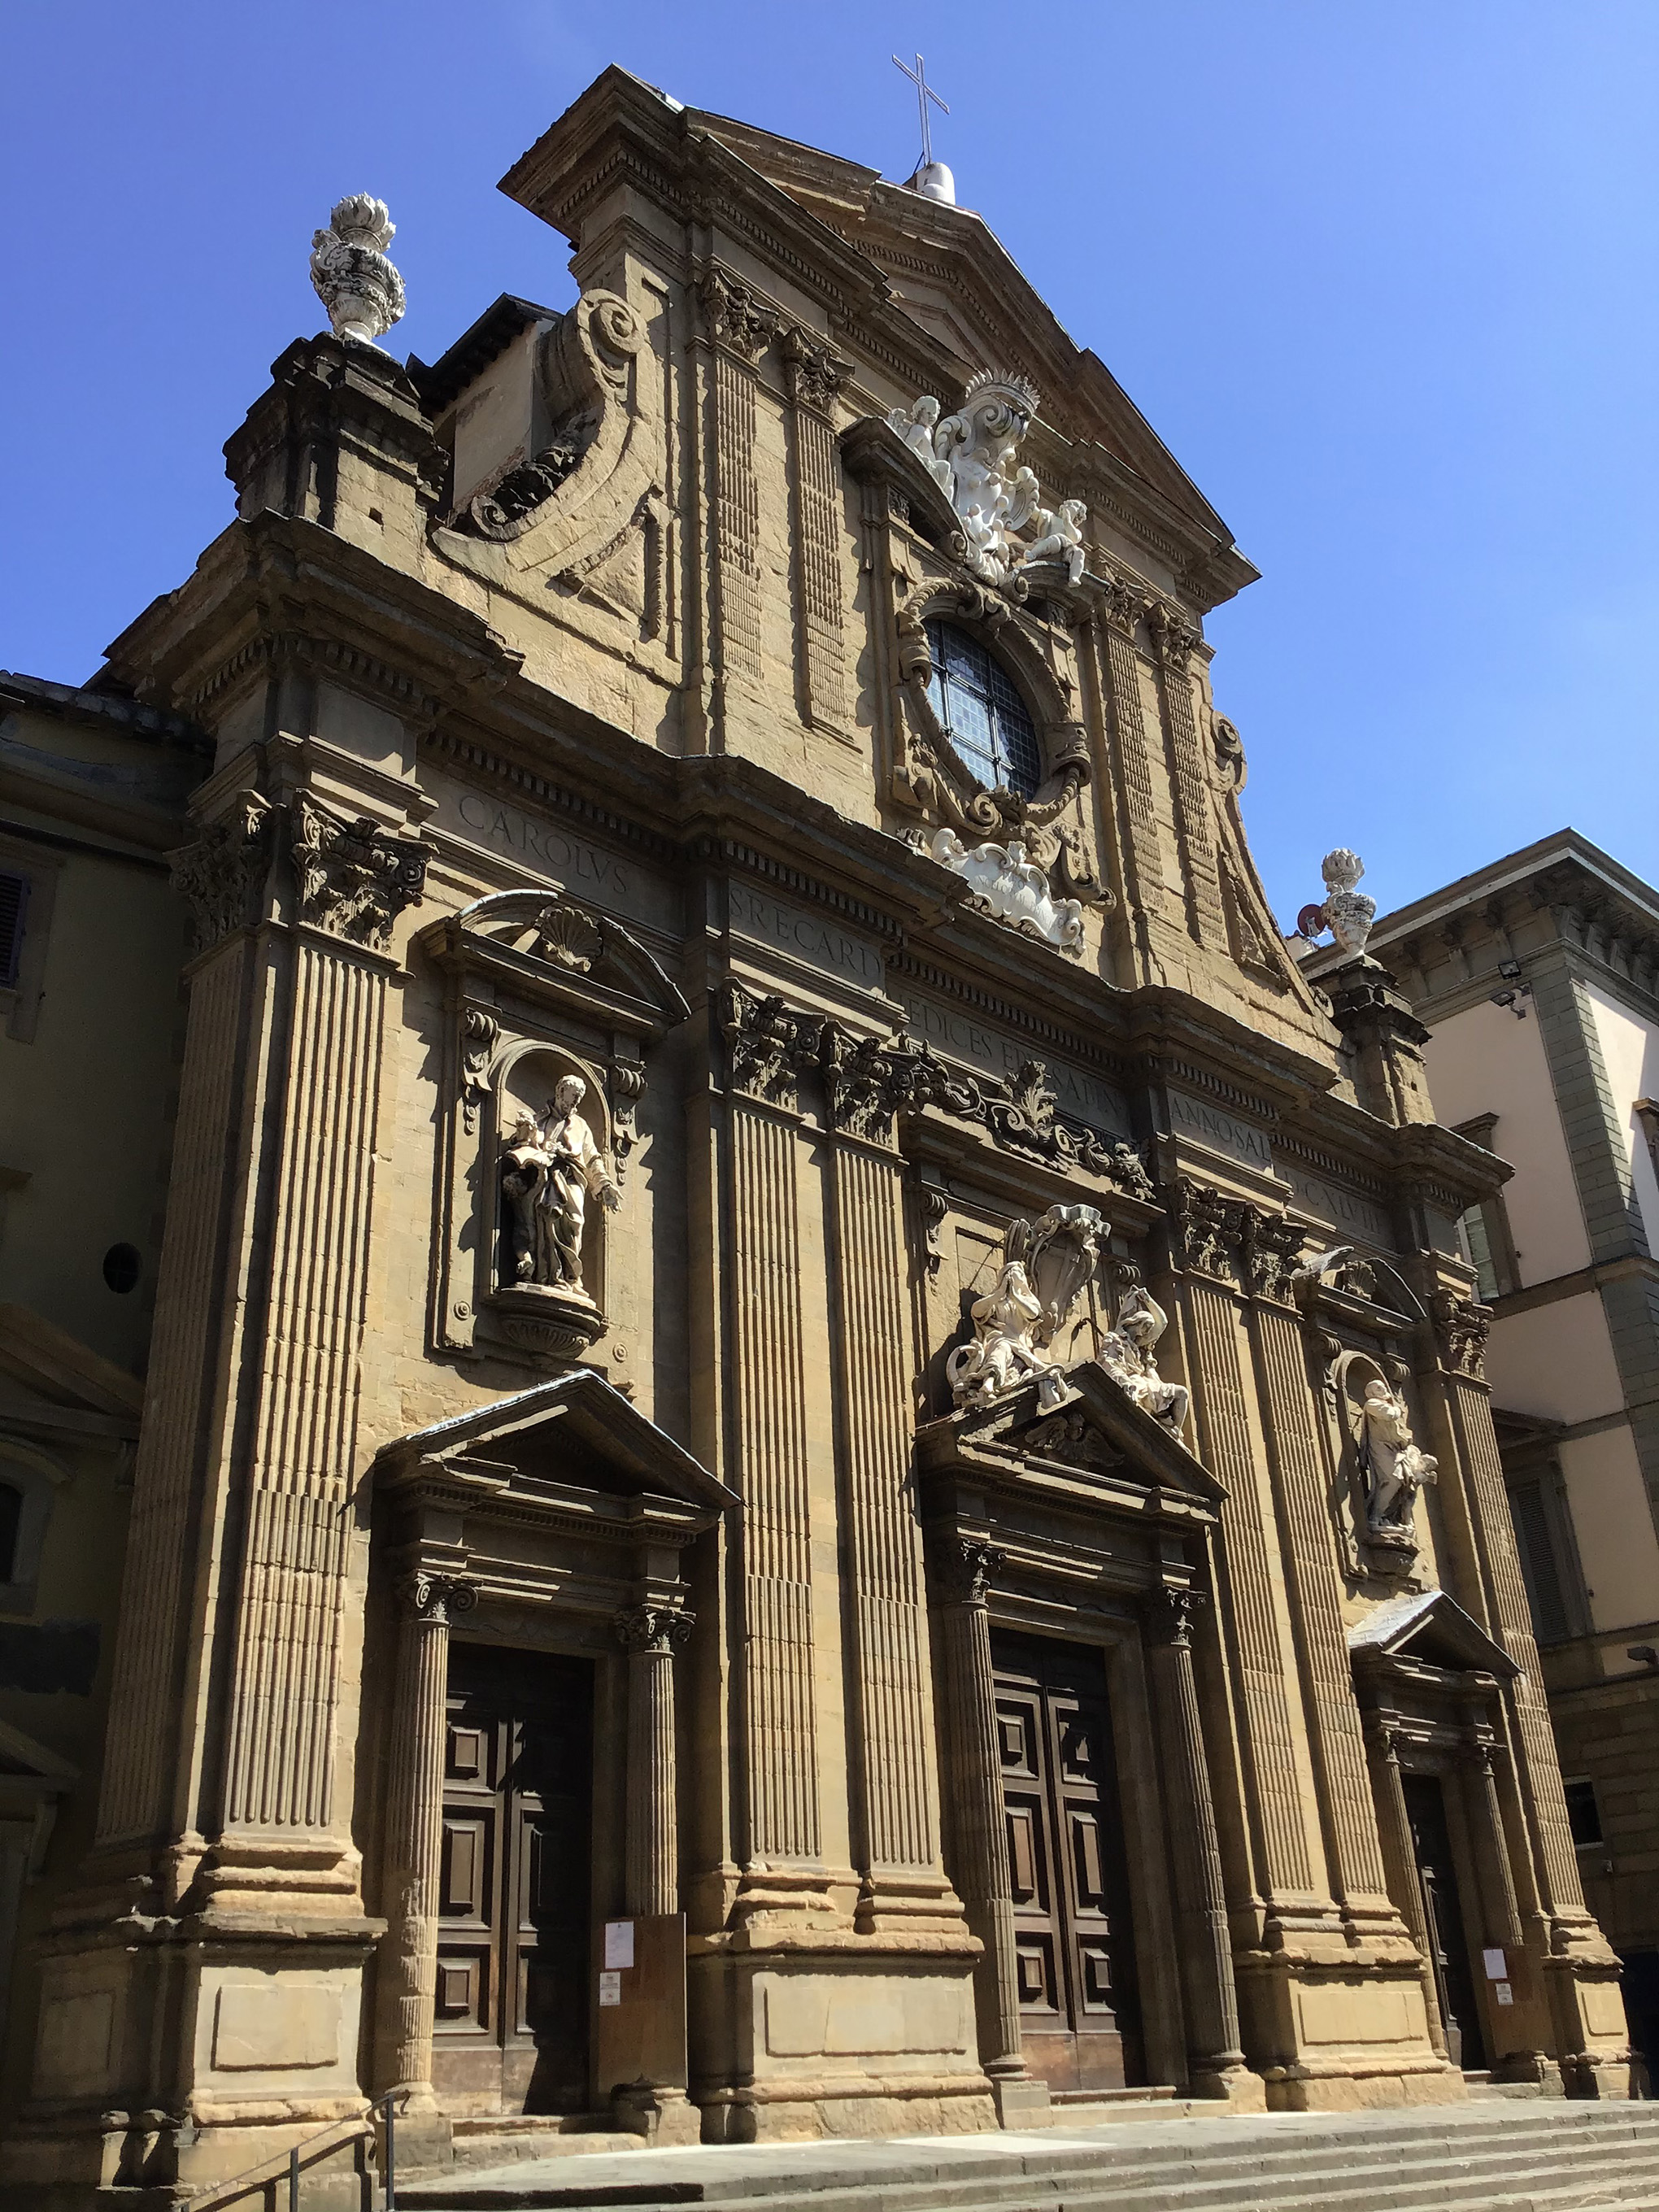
left=1098, top=1286, right=1191, bottom=1436
left=1360, top=1378, right=1438, bottom=1532
left=947, top=1259, right=1056, bottom=1409
left=538, top=1075, right=620, bottom=1297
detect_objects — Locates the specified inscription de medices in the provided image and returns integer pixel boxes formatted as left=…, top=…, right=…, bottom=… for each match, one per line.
left=433, top=783, right=674, bottom=932
left=903, top=992, right=1130, bottom=1138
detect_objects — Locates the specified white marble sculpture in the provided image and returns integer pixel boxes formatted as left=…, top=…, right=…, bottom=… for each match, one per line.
left=884, top=371, right=1086, bottom=589
left=1098, top=1287, right=1191, bottom=1437
left=310, top=194, right=406, bottom=346
left=946, top=1260, right=1065, bottom=1410
left=1359, top=1378, right=1438, bottom=1535
left=1318, top=849, right=1377, bottom=957
left=928, top=827, right=1085, bottom=954
left=499, top=1078, right=620, bottom=1302
left=1024, top=500, right=1088, bottom=586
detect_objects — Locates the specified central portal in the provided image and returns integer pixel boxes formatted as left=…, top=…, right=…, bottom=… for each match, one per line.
left=991, top=1631, right=1143, bottom=2093
left=433, top=1643, right=595, bottom=2114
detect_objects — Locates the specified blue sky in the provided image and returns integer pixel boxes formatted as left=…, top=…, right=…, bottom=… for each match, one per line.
left=3, top=1, right=1655, bottom=927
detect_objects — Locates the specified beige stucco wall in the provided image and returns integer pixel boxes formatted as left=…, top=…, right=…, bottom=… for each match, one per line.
left=1582, top=979, right=1659, bottom=1252
left=1557, top=1424, right=1659, bottom=1637
left=1483, top=1291, right=1624, bottom=1426
left=1420, top=997, right=1592, bottom=1287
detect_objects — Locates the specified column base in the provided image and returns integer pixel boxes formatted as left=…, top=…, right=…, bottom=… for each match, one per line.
left=989, top=2074, right=1052, bottom=2129
left=612, top=2084, right=702, bottom=2144
left=1188, top=2063, right=1267, bottom=2110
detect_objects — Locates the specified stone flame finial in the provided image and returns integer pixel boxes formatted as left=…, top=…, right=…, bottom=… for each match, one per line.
left=1315, top=848, right=1377, bottom=956
left=310, top=194, right=406, bottom=347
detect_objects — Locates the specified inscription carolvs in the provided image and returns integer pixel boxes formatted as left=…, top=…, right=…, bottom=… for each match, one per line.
left=435, top=785, right=672, bottom=929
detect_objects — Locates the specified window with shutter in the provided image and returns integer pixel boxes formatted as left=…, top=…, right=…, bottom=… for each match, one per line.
left=1507, top=1478, right=1573, bottom=1645
left=0, top=871, right=27, bottom=987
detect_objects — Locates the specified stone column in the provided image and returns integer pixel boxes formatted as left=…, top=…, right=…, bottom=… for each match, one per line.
left=615, top=1606, right=693, bottom=1918
left=375, top=1572, right=475, bottom=2105
left=1366, top=1723, right=1448, bottom=2061
left=1143, top=1587, right=1253, bottom=2098
left=1466, top=1736, right=1526, bottom=1954
left=823, top=1040, right=959, bottom=1936
left=1243, top=1220, right=1404, bottom=1940
left=934, top=1540, right=1041, bottom=2122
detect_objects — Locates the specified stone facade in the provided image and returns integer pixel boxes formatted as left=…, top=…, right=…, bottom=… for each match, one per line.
left=1315, top=831, right=1659, bottom=2085
left=0, top=68, right=1633, bottom=2204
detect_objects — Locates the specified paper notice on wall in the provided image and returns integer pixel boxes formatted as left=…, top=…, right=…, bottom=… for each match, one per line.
left=1495, top=1982, right=1514, bottom=2007
left=599, top=1970, right=622, bottom=2007
left=604, top=1920, right=634, bottom=1969
left=1483, top=1948, right=1508, bottom=1979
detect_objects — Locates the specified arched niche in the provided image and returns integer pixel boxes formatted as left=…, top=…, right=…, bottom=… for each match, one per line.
left=490, top=1038, right=616, bottom=1326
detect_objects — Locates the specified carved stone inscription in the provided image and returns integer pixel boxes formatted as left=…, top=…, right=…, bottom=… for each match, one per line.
left=729, top=886, right=887, bottom=991
left=904, top=991, right=1130, bottom=1138
left=1168, top=1089, right=1273, bottom=1169
left=431, top=782, right=673, bottom=931
left=1276, top=1156, right=1396, bottom=1251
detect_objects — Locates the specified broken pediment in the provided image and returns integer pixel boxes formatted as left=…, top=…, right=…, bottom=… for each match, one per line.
left=1348, top=1587, right=1517, bottom=1679
left=418, top=886, right=689, bottom=1042
left=373, top=1369, right=736, bottom=1523
left=919, top=1356, right=1224, bottom=1515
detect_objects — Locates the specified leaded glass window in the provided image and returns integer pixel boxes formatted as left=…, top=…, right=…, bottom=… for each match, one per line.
left=924, top=620, right=1042, bottom=798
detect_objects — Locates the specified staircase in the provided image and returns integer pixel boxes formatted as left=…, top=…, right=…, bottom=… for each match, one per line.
left=399, top=2098, right=1659, bottom=2212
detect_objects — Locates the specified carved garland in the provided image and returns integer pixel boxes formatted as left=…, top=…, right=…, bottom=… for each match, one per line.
left=722, top=983, right=1154, bottom=1197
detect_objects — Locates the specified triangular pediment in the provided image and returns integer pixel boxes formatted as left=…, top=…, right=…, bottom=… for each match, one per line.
left=373, top=1369, right=737, bottom=1517
left=922, top=1357, right=1224, bottom=1509
left=0, top=1306, right=144, bottom=1422
left=1348, top=1588, right=1517, bottom=1678
left=0, top=1714, right=77, bottom=1788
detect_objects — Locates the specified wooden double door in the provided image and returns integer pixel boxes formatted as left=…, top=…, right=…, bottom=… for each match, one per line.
left=1403, top=1771, right=1487, bottom=2072
left=433, top=1643, right=594, bottom=2113
left=992, top=1632, right=1143, bottom=2092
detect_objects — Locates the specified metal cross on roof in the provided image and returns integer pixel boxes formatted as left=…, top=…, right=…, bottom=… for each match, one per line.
left=892, top=50, right=949, bottom=168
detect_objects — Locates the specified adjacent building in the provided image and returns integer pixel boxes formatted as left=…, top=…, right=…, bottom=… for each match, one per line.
left=0, top=68, right=1635, bottom=2205
left=1325, top=832, right=1659, bottom=2080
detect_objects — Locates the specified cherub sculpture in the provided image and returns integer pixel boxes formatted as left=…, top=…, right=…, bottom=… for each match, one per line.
left=1022, top=499, right=1088, bottom=585
left=885, top=394, right=954, bottom=494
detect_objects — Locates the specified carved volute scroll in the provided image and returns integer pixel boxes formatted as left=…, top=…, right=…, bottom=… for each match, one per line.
left=292, top=796, right=433, bottom=952
left=420, top=883, right=689, bottom=1365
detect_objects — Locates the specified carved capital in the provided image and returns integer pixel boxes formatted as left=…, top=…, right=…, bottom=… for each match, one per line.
left=1147, top=602, right=1201, bottom=670
left=723, top=983, right=823, bottom=1108
left=781, top=325, right=853, bottom=416
left=460, top=1008, right=499, bottom=1136
left=821, top=1022, right=905, bottom=1143
left=292, top=796, right=430, bottom=951
left=610, top=1060, right=646, bottom=1183
left=1431, top=1289, right=1491, bottom=1378
left=614, top=1605, right=695, bottom=1653
left=1143, top=1585, right=1207, bottom=1648
left=1239, top=1207, right=1308, bottom=1304
left=169, top=789, right=274, bottom=954
left=1101, top=572, right=1146, bottom=634
left=934, top=1538, right=1004, bottom=1607
left=397, top=1571, right=477, bottom=1626
left=1168, top=1176, right=1247, bottom=1282
left=700, top=269, right=780, bottom=364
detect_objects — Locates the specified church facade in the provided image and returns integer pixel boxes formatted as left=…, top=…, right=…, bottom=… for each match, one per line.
left=0, top=67, right=1633, bottom=2201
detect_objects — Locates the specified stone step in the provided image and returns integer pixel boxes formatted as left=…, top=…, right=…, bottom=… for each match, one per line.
left=452, top=2119, right=650, bottom=2170
left=401, top=2110, right=1659, bottom=2212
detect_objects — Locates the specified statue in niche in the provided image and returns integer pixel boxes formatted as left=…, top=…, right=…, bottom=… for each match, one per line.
left=1359, top=1377, right=1438, bottom=1535
left=499, top=1075, right=620, bottom=1301
left=1098, top=1287, right=1190, bottom=1437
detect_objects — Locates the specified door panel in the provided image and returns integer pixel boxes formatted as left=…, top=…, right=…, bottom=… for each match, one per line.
left=991, top=1634, right=1142, bottom=2093
left=433, top=1644, right=594, bottom=2114
left=1404, top=1772, right=1487, bottom=2073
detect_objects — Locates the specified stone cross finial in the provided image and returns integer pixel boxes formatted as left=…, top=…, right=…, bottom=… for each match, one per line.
left=310, top=194, right=406, bottom=347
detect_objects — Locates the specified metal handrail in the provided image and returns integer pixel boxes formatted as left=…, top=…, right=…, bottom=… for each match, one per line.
left=181, top=2090, right=404, bottom=2212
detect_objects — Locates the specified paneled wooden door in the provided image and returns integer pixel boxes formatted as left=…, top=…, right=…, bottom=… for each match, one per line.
left=991, top=1631, right=1143, bottom=2093
left=1403, top=1772, right=1487, bottom=2073
left=432, top=1643, right=594, bottom=2114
